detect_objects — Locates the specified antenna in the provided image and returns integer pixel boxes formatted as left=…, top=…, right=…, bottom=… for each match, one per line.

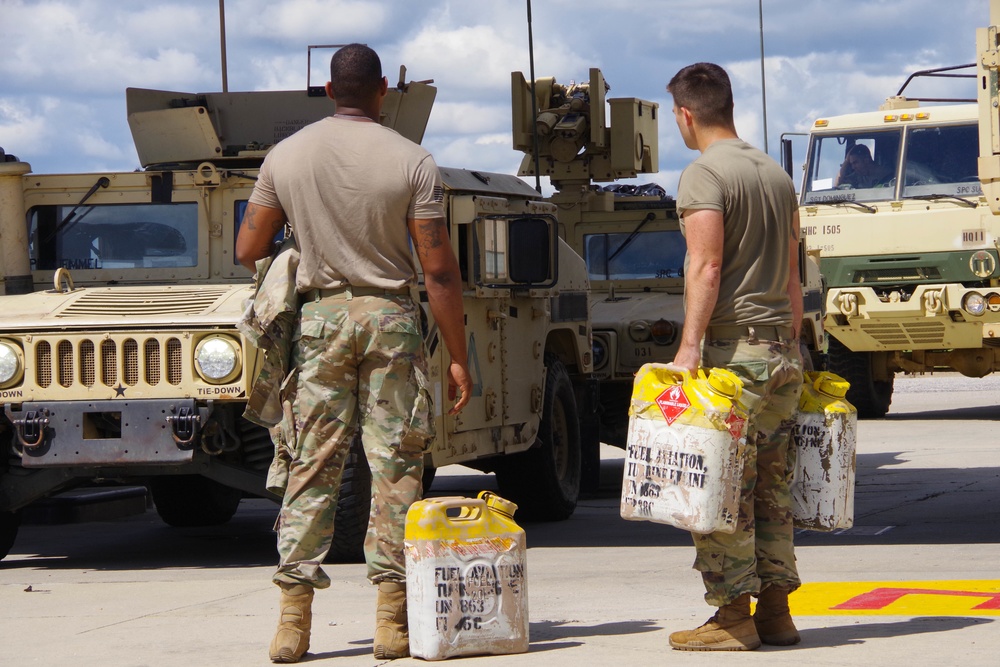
left=219, top=0, right=229, bottom=92
left=526, top=0, right=541, bottom=193
left=759, top=0, right=767, bottom=153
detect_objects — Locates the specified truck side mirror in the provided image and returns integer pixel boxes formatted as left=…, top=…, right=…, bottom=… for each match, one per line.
left=781, top=137, right=794, bottom=180
left=474, top=214, right=558, bottom=289
left=509, top=217, right=551, bottom=283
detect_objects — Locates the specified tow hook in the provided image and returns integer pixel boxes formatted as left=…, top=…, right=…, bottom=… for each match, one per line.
left=13, top=409, right=50, bottom=450
left=167, top=406, right=201, bottom=448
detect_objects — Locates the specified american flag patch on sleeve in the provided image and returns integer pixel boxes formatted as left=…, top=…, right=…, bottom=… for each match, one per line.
left=432, top=186, right=444, bottom=203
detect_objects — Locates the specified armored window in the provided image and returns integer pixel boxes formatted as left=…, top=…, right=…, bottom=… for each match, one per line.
left=28, top=202, right=198, bottom=272
left=584, top=230, right=686, bottom=281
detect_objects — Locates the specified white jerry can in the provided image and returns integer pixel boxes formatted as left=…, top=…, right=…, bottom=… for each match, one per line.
left=404, top=491, right=529, bottom=661
left=620, top=364, right=748, bottom=534
left=791, top=371, right=858, bottom=531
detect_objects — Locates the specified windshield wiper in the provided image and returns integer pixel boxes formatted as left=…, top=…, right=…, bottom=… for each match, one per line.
left=904, top=193, right=978, bottom=208
left=607, top=211, right=657, bottom=263
left=41, top=176, right=111, bottom=243
left=808, top=199, right=877, bottom=213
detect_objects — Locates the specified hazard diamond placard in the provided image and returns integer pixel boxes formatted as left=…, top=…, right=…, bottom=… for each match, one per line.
left=656, top=385, right=690, bottom=424
left=726, top=411, right=746, bottom=439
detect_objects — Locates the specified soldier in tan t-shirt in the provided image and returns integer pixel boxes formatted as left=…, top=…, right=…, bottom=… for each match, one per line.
left=665, top=62, right=805, bottom=653
left=236, top=43, right=471, bottom=664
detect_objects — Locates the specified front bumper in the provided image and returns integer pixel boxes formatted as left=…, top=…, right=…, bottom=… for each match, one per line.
left=7, top=399, right=210, bottom=468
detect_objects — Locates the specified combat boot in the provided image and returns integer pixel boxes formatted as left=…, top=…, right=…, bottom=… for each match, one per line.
left=373, top=580, right=409, bottom=659
left=668, top=593, right=761, bottom=651
left=754, top=585, right=801, bottom=645
left=269, top=582, right=314, bottom=663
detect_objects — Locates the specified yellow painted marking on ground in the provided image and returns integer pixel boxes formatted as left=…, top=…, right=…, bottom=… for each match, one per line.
left=786, top=580, right=1000, bottom=616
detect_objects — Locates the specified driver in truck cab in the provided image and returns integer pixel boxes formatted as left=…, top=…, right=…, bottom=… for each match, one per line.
left=836, top=143, right=894, bottom=189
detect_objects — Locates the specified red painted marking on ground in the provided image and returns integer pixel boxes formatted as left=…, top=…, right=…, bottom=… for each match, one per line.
left=832, top=587, right=1000, bottom=611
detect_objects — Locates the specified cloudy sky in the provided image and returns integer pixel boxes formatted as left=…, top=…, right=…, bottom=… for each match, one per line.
left=0, top=0, right=988, bottom=194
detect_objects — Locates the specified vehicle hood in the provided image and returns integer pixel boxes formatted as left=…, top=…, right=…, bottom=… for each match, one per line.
left=0, top=283, right=254, bottom=331
left=590, top=290, right=685, bottom=327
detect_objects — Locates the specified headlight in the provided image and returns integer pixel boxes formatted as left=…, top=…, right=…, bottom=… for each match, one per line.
left=0, top=341, right=23, bottom=388
left=962, top=292, right=986, bottom=316
left=650, top=319, right=677, bottom=345
left=592, top=336, right=608, bottom=370
left=194, top=336, right=241, bottom=383
left=987, top=292, right=1000, bottom=313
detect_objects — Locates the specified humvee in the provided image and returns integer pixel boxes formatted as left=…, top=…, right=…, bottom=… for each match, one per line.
left=0, top=61, right=593, bottom=561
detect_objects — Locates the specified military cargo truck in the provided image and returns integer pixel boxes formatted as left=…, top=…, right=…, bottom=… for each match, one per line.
left=511, top=68, right=826, bottom=451
left=792, top=2, right=1000, bottom=417
left=0, top=63, right=593, bottom=561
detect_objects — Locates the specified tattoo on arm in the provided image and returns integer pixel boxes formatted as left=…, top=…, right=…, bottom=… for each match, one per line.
left=243, top=205, right=260, bottom=232
left=244, top=206, right=283, bottom=234
left=415, top=218, right=446, bottom=253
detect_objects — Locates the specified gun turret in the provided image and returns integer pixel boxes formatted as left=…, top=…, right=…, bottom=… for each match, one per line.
left=127, top=65, right=436, bottom=169
left=512, top=68, right=658, bottom=189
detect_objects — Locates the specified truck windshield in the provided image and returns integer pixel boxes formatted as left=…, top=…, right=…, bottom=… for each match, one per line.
left=803, top=122, right=981, bottom=205
left=901, top=123, right=981, bottom=198
left=584, top=230, right=686, bottom=280
left=803, top=129, right=901, bottom=204
left=28, top=203, right=199, bottom=271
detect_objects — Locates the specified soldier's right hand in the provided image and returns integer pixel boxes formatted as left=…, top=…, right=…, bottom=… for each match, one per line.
left=447, top=360, right=472, bottom=414
left=670, top=344, right=701, bottom=375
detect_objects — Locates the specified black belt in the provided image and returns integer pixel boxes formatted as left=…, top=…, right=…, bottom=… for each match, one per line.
left=705, top=325, right=794, bottom=342
left=303, top=285, right=411, bottom=300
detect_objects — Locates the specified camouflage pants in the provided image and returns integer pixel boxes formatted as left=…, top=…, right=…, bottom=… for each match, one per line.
left=692, top=333, right=804, bottom=606
left=272, top=289, right=436, bottom=589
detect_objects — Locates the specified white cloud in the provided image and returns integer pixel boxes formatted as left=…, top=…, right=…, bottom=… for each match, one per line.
left=426, top=102, right=510, bottom=136
left=0, top=101, right=50, bottom=157
left=75, top=131, right=129, bottom=163
left=252, top=0, right=389, bottom=41
left=424, top=134, right=523, bottom=175
left=0, top=0, right=991, bottom=181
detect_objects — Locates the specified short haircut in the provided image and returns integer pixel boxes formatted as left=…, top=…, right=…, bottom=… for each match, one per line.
left=667, top=62, right=734, bottom=129
left=329, top=43, right=383, bottom=106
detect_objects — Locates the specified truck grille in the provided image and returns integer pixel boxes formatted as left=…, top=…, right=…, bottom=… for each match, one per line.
left=859, top=321, right=945, bottom=346
left=35, top=336, right=184, bottom=389
left=853, top=267, right=941, bottom=283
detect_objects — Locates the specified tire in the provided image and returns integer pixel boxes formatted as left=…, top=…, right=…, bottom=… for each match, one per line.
left=326, top=434, right=370, bottom=563
left=149, top=476, right=243, bottom=527
left=827, top=338, right=893, bottom=418
left=0, top=510, right=21, bottom=560
left=495, top=356, right=581, bottom=521
left=421, top=466, right=437, bottom=496
left=597, top=381, right=631, bottom=449
left=799, top=340, right=816, bottom=373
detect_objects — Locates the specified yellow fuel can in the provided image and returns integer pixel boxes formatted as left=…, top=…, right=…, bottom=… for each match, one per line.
left=621, top=363, right=748, bottom=534
left=791, top=371, right=858, bottom=531
left=404, top=491, right=529, bottom=660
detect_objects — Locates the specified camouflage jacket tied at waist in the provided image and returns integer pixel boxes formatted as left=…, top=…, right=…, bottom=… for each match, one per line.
left=238, top=236, right=300, bottom=428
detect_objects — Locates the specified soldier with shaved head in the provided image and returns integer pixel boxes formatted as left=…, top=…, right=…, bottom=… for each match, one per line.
left=237, top=43, right=471, bottom=663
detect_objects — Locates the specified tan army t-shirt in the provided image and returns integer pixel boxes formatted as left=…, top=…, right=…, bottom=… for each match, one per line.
left=676, top=138, right=797, bottom=327
left=249, top=116, right=445, bottom=292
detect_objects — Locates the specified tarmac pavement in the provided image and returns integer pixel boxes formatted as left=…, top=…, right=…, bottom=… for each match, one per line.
left=0, top=373, right=997, bottom=666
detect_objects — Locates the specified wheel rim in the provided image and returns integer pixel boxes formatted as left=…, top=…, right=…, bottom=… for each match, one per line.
left=550, top=392, right=571, bottom=485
